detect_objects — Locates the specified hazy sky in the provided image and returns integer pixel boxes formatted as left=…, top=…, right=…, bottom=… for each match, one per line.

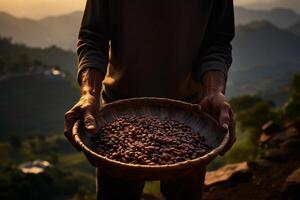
left=0, top=0, right=85, bottom=19
left=0, top=0, right=275, bottom=19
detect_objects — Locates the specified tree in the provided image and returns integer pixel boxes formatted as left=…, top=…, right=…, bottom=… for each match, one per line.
left=8, top=135, right=22, bottom=150
left=236, top=101, right=274, bottom=129
left=283, top=74, right=300, bottom=121
left=230, top=95, right=263, bottom=113
left=11, top=53, right=31, bottom=73
left=0, top=57, right=6, bottom=73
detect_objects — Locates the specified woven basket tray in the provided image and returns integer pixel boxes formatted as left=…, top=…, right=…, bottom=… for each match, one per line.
left=67, top=97, right=229, bottom=181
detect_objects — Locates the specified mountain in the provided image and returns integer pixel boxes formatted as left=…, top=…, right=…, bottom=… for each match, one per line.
left=246, top=0, right=300, bottom=13
left=235, top=7, right=300, bottom=28
left=1, top=7, right=300, bottom=50
left=227, top=21, right=300, bottom=103
left=288, top=21, right=300, bottom=36
left=1, top=7, right=299, bottom=49
left=0, top=11, right=82, bottom=50
left=233, top=21, right=300, bottom=68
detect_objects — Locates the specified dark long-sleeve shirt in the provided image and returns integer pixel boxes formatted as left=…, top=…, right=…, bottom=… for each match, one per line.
left=77, top=0, right=235, bottom=102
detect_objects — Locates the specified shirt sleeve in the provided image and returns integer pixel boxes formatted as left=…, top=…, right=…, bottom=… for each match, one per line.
left=77, top=0, right=110, bottom=84
left=197, top=0, right=235, bottom=80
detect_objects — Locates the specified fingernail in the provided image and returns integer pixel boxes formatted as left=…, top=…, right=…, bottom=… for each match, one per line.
left=222, top=123, right=229, bottom=129
left=86, top=124, right=95, bottom=130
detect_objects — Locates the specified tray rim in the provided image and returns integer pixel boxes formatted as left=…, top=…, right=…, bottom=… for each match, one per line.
left=71, top=97, right=230, bottom=169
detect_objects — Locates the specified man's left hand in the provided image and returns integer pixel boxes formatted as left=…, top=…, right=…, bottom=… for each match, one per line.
left=200, top=91, right=236, bottom=155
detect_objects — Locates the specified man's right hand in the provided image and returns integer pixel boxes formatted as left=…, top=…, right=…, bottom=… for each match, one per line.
left=64, top=93, right=100, bottom=135
left=64, top=68, right=103, bottom=137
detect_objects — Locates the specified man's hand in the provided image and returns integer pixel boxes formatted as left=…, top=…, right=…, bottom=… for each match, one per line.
left=200, top=91, right=235, bottom=154
left=64, top=68, right=103, bottom=137
left=200, top=71, right=236, bottom=155
left=64, top=93, right=99, bottom=135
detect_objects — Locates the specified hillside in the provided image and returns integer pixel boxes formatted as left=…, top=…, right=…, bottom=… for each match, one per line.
left=203, top=123, right=300, bottom=200
left=0, top=37, right=77, bottom=77
left=0, top=73, right=79, bottom=138
left=227, top=21, right=300, bottom=103
left=0, top=11, right=81, bottom=50
left=0, top=38, right=80, bottom=138
left=235, top=7, right=300, bottom=28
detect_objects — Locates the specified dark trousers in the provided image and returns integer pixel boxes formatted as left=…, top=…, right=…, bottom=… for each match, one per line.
left=96, top=167, right=206, bottom=200
left=97, top=92, right=206, bottom=200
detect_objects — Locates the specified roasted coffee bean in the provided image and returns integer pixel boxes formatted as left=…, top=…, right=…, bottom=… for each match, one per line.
left=92, top=116, right=212, bottom=165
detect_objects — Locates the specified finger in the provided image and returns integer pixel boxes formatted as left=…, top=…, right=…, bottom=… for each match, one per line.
left=219, top=103, right=231, bottom=130
left=222, top=120, right=236, bottom=155
left=83, top=111, right=97, bottom=134
left=64, top=109, right=80, bottom=137
left=228, top=109, right=236, bottom=144
left=220, top=109, right=236, bottom=155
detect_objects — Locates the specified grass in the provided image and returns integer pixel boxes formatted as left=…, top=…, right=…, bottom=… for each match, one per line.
left=208, top=125, right=258, bottom=170
left=144, top=181, right=161, bottom=195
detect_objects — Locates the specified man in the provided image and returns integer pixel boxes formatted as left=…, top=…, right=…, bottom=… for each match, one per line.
left=64, top=0, right=236, bottom=199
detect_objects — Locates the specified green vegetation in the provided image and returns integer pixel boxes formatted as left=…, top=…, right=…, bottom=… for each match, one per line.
left=0, top=165, right=95, bottom=200
left=0, top=37, right=77, bottom=77
left=209, top=95, right=275, bottom=169
left=0, top=36, right=79, bottom=138
left=0, top=73, right=79, bottom=137
left=0, top=36, right=80, bottom=138
left=0, top=133, right=95, bottom=200
left=209, top=74, right=300, bottom=170
left=282, top=74, right=300, bottom=121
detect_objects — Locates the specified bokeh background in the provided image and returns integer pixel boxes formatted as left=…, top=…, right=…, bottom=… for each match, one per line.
left=0, top=0, right=299, bottom=199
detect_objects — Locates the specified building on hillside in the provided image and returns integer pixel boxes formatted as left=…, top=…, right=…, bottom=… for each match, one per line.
left=43, top=67, right=66, bottom=78
left=18, top=160, right=52, bottom=174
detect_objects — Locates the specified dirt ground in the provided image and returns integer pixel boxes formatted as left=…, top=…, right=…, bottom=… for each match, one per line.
left=203, top=146, right=300, bottom=200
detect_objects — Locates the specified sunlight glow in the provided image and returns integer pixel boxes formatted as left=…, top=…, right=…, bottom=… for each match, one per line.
left=0, top=0, right=276, bottom=19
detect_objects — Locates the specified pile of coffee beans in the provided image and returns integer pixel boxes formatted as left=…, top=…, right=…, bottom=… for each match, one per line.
left=92, top=116, right=212, bottom=165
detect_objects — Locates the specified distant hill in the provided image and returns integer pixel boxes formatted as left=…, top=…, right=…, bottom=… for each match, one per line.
left=246, top=0, right=300, bottom=13
left=0, top=38, right=79, bottom=138
left=288, top=21, right=300, bottom=36
left=0, top=11, right=82, bottom=50
left=0, top=74, right=79, bottom=138
left=235, top=7, right=300, bottom=28
left=1, top=7, right=300, bottom=50
left=0, top=37, right=77, bottom=77
left=233, top=21, right=300, bottom=68
left=227, top=21, right=300, bottom=103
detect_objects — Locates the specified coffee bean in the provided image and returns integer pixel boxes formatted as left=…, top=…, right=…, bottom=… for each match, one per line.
left=92, top=116, right=212, bottom=165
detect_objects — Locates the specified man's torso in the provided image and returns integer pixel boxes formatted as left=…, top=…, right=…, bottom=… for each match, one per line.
left=102, top=0, right=215, bottom=101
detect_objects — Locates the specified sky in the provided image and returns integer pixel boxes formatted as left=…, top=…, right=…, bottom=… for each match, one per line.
left=0, top=0, right=276, bottom=19
left=0, top=0, right=85, bottom=19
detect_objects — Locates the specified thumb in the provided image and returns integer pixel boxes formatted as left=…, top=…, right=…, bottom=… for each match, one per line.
left=219, top=105, right=230, bottom=131
left=84, top=111, right=97, bottom=134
